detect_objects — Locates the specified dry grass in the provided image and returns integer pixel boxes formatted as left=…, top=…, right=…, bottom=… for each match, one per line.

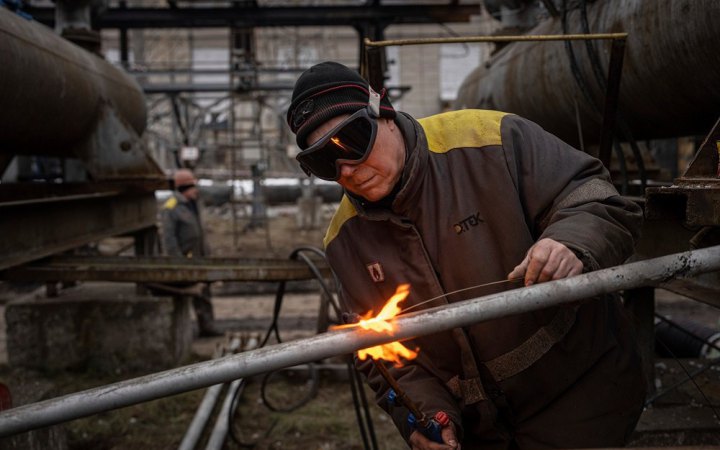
left=45, top=367, right=405, bottom=450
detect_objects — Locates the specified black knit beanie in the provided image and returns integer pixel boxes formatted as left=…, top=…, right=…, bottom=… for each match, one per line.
left=286, top=62, right=396, bottom=149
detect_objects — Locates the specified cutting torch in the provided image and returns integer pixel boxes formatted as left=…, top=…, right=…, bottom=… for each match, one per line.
left=373, top=358, right=450, bottom=443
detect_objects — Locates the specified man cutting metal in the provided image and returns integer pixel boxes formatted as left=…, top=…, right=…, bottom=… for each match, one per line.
left=286, top=61, right=645, bottom=449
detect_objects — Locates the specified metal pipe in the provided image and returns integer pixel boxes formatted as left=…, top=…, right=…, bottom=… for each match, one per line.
left=179, top=335, right=245, bottom=450
left=0, top=7, right=146, bottom=157
left=177, top=383, right=223, bottom=450
left=454, top=0, right=720, bottom=147
left=204, top=379, right=244, bottom=450
left=364, top=33, right=628, bottom=47
left=0, top=246, right=719, bottom=436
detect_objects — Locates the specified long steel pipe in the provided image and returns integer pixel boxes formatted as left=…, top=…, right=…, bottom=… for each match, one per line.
left=454, top=0, right=720, bottom=147
left=0, top=246, right=719, bottom=436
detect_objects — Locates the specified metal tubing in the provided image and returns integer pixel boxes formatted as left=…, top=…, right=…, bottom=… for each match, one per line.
left=454, top=0, right=720, bottom=147
left=0, top=246, right=719, bottom=437
left=177, top=383, right=224, bottom=450
left=204, top=379, right=244, bottom=450
left=0, top=7, right=146, bottom=157
left=364, top=33, right=628, bottom=47
left=180, top=336, right=245, bottom=450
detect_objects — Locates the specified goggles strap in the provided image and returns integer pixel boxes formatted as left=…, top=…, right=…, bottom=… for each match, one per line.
left=368, top=86, right=381, bottom=117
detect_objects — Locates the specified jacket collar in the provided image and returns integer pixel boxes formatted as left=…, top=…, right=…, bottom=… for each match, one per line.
left=345, top=112, right=429, bottom=219
left=393, top=112, right=428, bottom=214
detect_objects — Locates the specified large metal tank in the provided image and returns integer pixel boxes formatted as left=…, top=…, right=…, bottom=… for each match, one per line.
left=454, top=0, right=720, bottom=147
left=0, top=7, right=151, bottom=175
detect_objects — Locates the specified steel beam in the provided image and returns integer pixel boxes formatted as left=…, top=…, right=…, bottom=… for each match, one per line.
left=26, top=4, right=481, bottom=29
left=1, top=256, right=331, bottom=283
left=0, top=246, right=718, bottom=437
left=646, top=117, right=720, bottom=228
left=141, top=82, right=294, bottom=94
left=0, top=192, right=158, bottom=271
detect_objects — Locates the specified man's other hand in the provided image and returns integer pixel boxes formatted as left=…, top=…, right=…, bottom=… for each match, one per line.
left=508, top=238, right=583, bottom=286
left=408, top=422, right=460, bottom=450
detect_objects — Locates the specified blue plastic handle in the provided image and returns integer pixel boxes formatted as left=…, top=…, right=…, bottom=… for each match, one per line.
left=407, top=413, right=443, bottom=443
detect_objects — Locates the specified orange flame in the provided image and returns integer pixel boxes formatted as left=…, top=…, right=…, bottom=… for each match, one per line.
left=331, top=136, right=350, bottom=152
left=338, top=284, right=418, bottom=366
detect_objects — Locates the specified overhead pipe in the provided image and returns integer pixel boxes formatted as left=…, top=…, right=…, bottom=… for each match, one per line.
left=0, top=7, right=146, bottom=157
left=454, top=0, right=720, bottom=147
left=0, top=246, right=719, bottom=437
left=0, top=7, right=163, bottom=180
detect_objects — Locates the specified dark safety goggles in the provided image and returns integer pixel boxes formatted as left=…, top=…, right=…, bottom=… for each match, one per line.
left=296, top=106, right=378, bottom=181
left=177, top=183, right=197, bottom=192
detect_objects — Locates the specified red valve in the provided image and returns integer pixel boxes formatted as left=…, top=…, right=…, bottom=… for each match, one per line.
left=434, top=410, right=450, bottom=427
left=0, top=383, right=12, bottom=411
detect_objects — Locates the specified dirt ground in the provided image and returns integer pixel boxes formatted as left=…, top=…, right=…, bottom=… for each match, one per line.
left=1, top=207, right=720, bottom=449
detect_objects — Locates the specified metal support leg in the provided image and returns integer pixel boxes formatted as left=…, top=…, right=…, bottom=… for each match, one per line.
left=134, top=226, right=158, bottom=295
left=625, top=286, right=656, bottom=397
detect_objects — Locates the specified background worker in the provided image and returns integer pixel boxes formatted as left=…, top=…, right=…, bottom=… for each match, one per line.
left=161, top=168, right=221, bottom=337
left=287, top=62, right=646, bottom=450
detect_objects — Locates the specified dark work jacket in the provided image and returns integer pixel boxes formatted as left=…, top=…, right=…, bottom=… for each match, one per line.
left=161, top=192, right=209, bottom=258
left=323, top=110, right=646, bottom=448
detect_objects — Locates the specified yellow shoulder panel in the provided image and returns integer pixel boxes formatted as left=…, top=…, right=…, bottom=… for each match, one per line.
left=418, top=109, right=509, bottom=154
left=323, top=195, right=358, bottom=248
left=163, top=196, right=178, bottom=209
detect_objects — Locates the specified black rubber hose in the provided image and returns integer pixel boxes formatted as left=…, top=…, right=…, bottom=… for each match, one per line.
left=563, top=0, right=630, bottom=191
left=580, top=0, right=647, bottom=191
left=562, top=0, right=599, bottom=112
left=613, top=140, right=629, bottom=195
left=260, top=363, right=320, bottom=413
left=253, top=245, right=370, bottom=443
left=648, top=337, right=720, bottom=423
left=257, top=246, right=340, bottom=414
left=260, top=246, right=340, bottom=347
left=347, top=357, right=376, bottom=450
left=227, top=379, right=263, bottom=448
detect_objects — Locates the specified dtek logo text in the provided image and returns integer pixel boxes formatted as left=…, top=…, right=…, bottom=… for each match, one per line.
left=453, top=212, right=484, bottom=235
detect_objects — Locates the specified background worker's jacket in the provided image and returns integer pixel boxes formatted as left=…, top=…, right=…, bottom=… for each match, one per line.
left=161, top=191, right=209, bottom=258
left=324, top=110, right=646, bottom=448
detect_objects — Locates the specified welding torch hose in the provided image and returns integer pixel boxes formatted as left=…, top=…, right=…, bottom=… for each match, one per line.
left=255, top=246, right=378, bottom=448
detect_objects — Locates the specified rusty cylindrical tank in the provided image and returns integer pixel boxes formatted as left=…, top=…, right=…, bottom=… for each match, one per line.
left=0, top=7, right=146, bottom=157
left=454, top=0, right=720, bottom=147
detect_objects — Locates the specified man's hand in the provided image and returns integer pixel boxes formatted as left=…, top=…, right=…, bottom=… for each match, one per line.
left=408, top=422, right=460, bottom=450
left=508, top=238, right=583, bottom=286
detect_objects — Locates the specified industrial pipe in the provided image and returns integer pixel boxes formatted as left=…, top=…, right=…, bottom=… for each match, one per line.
left=0, top=246, right=719, bottom=436
left=0, top=7, right=146, bottom=157
left=454, top=0, right=720, bottom=147
left=204, top=379, right=245, bottom=450
left=178, top=383, right=224, bottom=450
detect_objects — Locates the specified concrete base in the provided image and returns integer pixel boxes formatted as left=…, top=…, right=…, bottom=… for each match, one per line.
left=0, top=370, right=66, bottom=450
left=5, top=283, right=192, bottom=374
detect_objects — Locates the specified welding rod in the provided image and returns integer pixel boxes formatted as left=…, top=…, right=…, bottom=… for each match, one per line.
left=0, top=246, right=718, bottom=436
